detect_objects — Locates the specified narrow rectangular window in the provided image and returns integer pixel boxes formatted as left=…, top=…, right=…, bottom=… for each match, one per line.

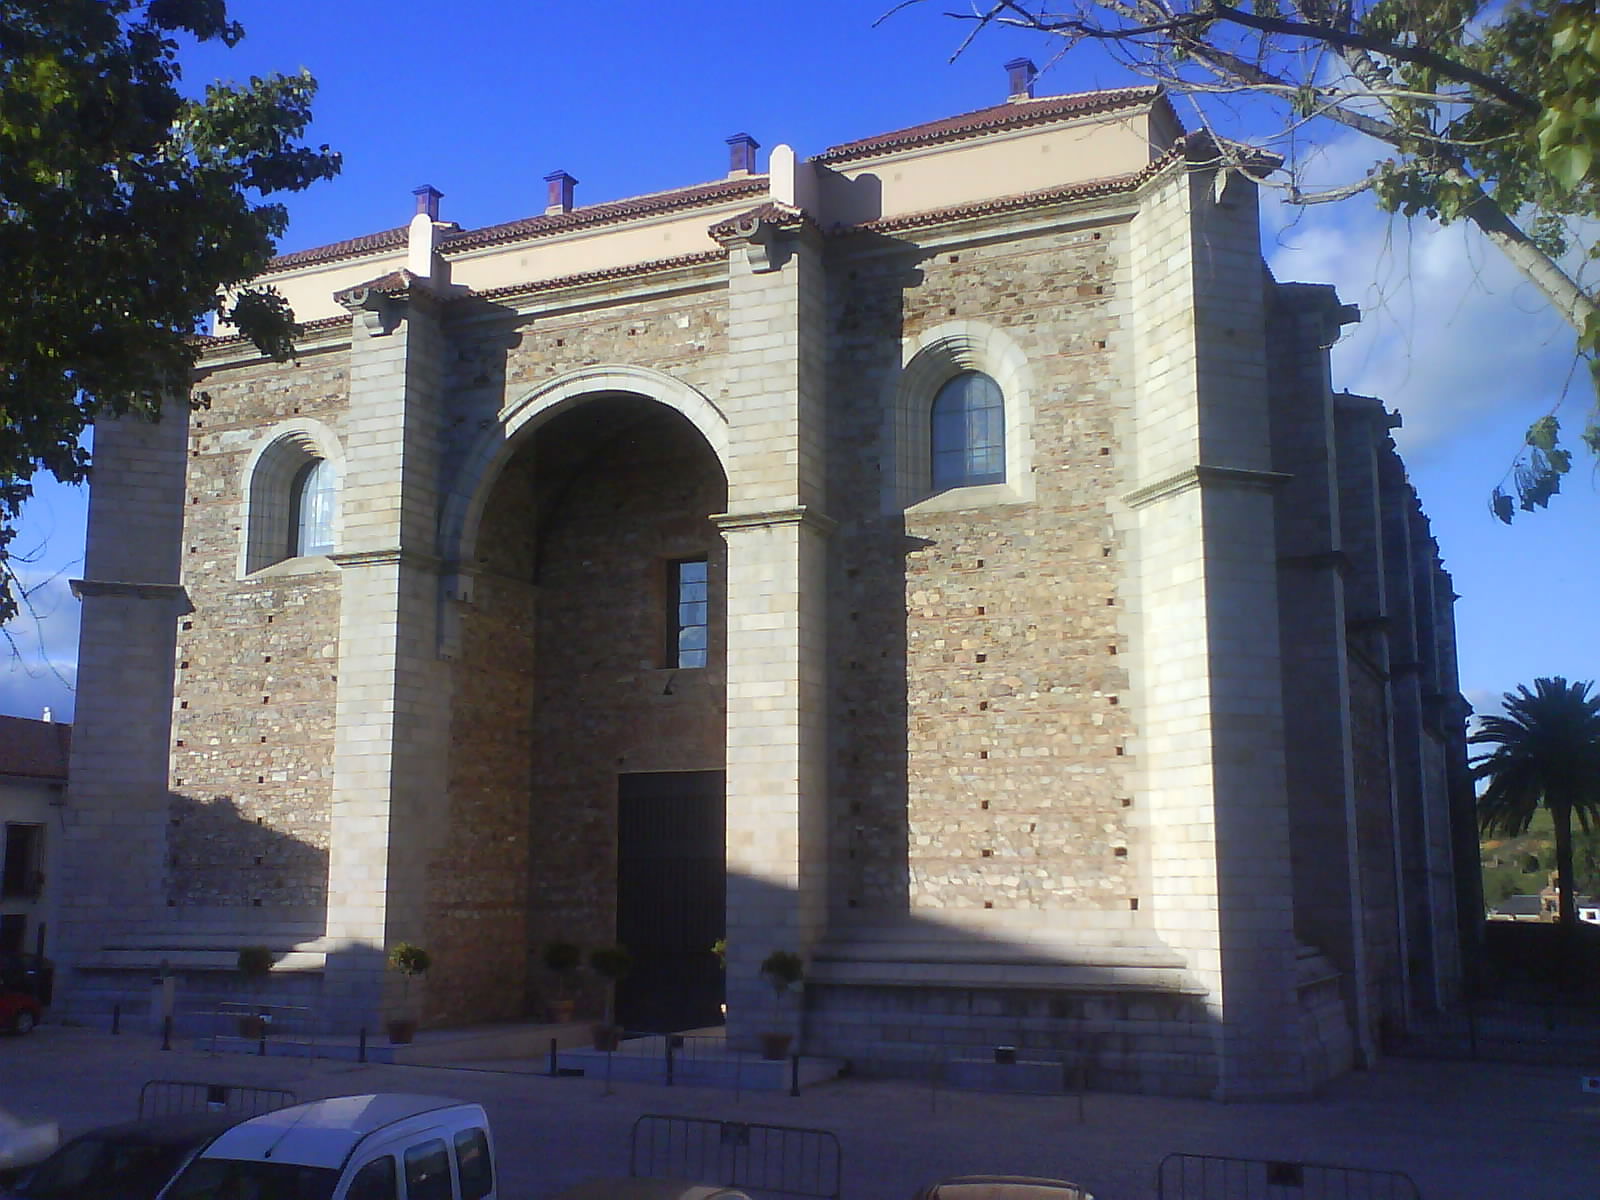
left=1, top=824, right=43, bottom=899
left=670, top=557, right=709, bottom=669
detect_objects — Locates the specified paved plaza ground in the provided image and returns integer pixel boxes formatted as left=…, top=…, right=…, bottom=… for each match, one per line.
left=0, top=1025, right=1594, bottom=1198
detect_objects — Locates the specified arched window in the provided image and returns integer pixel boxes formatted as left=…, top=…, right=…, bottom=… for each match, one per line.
left=882, top=322, right=1035, bottom=512
left=288, top=458, right=336, bottom=558
left=239, top=423, right=342, bottom=575
left=931, top=371, right=1005, bottom=491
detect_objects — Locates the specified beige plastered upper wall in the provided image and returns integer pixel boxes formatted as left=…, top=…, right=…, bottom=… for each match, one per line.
left=814, top=110, right=1168, bottom=226
left=228, top=100, right=1169, bottom=330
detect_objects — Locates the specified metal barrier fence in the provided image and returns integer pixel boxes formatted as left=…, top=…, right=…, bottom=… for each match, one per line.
left=201, top=1002, right=322, bottom=1058
left=138, top=1080, right=298, bottom=1119
left=1156, top=1154, right=1421, bottom=1200
left=630, top=1115, right=842, bottom=1200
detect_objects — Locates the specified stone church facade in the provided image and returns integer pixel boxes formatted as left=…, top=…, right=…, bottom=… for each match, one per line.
left=57, top=70, right=1475, bottom=1098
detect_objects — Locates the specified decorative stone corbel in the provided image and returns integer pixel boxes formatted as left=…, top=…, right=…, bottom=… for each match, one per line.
left=334, top=269, right=423, bottom=337
left=708, top=201, right=809, bottom=274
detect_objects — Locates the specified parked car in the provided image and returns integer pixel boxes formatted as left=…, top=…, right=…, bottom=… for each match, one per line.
left=159, top=1094, right=495, bottom=1200
left=0, top=1112, right=240, bottom=1200
left=0, top=991, right=40, bottom=1036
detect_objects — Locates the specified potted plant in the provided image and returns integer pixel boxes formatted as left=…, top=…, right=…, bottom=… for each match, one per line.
left=235, top=946, right=273, bottom=1039
left=758, top=949, right=804, bottom=1060
left=386, top=943, right=431, bottom=1045
left=542, top=940, right=581, bottom=1024
left=587, top=944, right=632, bottom=1050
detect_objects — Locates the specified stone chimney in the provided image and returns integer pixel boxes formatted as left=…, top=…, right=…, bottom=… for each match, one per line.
left=407, top=185, right=444, bottom=278
left=545, top=170, right=578, bottom=215
left=1006, top=58, right=1037, bottom=101
left=726, top=133, right=760, bottom=178
left=413, top=184, right=442, bottom=220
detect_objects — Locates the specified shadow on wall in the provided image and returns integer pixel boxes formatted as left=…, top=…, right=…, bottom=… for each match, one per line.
left=165, top=791, right=329, bottom=910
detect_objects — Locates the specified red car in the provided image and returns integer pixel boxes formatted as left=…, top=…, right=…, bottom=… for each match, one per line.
left=0, top=990, right=40, bottom=1035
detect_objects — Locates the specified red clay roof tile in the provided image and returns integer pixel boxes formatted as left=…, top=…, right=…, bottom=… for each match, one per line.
left=0, top=715, right=70, bottom=781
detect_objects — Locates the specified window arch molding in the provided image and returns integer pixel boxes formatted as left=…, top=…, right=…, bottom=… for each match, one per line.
left=237, top=418, right=346, bottom=577
left=880, top=320, right=1036, bottom=513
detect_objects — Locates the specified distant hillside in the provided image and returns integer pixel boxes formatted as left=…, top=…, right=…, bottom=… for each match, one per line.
left=1480, top=808, right=1600, bottom=908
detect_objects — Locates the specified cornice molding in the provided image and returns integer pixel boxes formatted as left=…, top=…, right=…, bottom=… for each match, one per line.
left=1122, top=464, right=1292, bottom=510
left=712, top=505, right=838, bottom=536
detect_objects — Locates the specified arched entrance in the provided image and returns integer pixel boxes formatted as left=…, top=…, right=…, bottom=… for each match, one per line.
left=438, top=387, right=728, bottom=1030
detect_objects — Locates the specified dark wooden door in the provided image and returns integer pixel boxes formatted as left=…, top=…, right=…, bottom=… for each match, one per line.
left=615, top=771, right=725, bottom=1032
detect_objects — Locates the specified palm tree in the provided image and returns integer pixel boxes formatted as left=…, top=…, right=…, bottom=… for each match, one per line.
left=1472, top=678, right=1600, bottom=943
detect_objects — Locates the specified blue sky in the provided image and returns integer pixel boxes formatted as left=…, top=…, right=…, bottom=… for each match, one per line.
left=2, top=0, right=1595, bottom=722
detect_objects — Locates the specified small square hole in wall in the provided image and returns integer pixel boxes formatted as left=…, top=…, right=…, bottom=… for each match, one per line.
left=179, top=700, right=188, bottom=709
left=264, top=655, right=271, bottom=663
left=260, top=736, right=268, bottom=743
left=266, top=615, right=274, bottom=624
left=1115, top=745, right=1125, bottom=756
left=949, top=254, right=960, bottom=263
left=1103, top=546, right=1113, bottom=556
left=1109, top=696, right=1119, bottom=706
left=1129, top=897, right=1139, bottom=911
left=979, top=701, right=989, bottom=711
left=174, top=778, right=183, bottom=787
left=257, top=776, right=264, bottom=783
left=261, top=696, right=270, bottom=704
left=1100, top=447, right=1110, bottom=456
left=252, top=898, right=262, bottom=907
left=976, top=606, right=985, bottom=615
left=255, top=817, right=263, bottom=825
left=975, top=653, right=987, bottom=663
left=1106, top=598, right=1115, bottom=606
left=979, top=750, right=989, bottom=759
left=1121, top=797, right=1133, bottom=808
left=1108, top=646, right=1118, bottom=655
left=982, top=849, right=993, bottom=858
left=980, top=800, right=989, bottom=810
left=254, top=856, right=264, bottom=866
left=947, top=307, right=957, bottom=316
left=976, top=559, right=984, bottom=568
left=182, top=621, right=193, bottom=631
left=176, top=740, right=184, bottom=747
left=1114, top=846, right=1128, bottom=857
left=180, top=661, right=189, bottom=670
left=983, top=900, right=994, bottom=909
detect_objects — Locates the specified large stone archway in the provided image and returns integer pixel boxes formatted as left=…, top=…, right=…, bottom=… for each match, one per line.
left=425, top=389, right=730, bottom=1026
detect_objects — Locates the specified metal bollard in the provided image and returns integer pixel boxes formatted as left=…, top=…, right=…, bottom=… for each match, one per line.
left=161, top=1014, right=172, bottom=1051
left=666, top=1036, right=675, bottom=1086
left=548, top=1036, right=558, bottom=1076
left=358, top=1027, right=368, bottom=1064
left=789, top=1052, right=800, bottom=1097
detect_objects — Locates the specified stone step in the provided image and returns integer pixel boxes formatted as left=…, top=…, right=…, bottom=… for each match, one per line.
left=808, top=957, right=1205, bottom=994
left=85, top=948, right=327, bottom=973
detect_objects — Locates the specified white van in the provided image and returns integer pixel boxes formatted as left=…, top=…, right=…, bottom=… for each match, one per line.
left=158, top=1094, right=495, bottom=1200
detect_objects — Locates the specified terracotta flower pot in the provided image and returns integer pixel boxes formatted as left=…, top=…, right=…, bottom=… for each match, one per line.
left=548, top=999, right=576, bottom=1025
left=387, top=1018, right=417, bottom=1045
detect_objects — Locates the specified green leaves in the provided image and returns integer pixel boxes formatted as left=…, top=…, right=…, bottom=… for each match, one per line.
left=0, top=0, right=339, bottom=619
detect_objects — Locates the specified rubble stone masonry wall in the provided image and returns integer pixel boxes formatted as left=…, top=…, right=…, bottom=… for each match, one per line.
left=169, top=349, right=350, bottom=910
left=827, top=219, right=1135, bottom=915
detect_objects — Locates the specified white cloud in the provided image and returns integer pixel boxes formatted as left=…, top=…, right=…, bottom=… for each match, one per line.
left=1, top=569, right=80, bottom=721
left=1260, top=143, right=1583, bottom=459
